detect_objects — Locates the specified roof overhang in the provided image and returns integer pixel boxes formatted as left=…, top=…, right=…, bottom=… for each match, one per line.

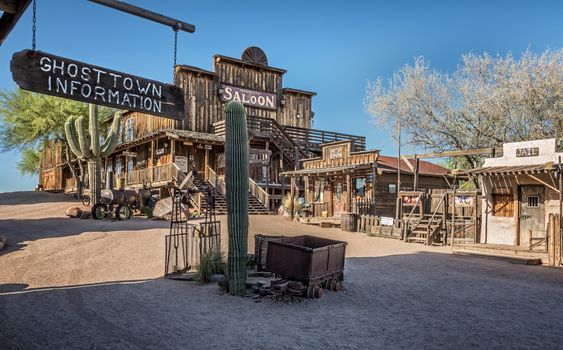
left=281, top=163, right=375, bottom=177
left=463, top=163, right=557, bottom=176
left=0, top=0, right=32, bottom=47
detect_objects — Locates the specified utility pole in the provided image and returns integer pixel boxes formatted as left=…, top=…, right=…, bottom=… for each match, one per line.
left=395, top=116, right=401, bottom=227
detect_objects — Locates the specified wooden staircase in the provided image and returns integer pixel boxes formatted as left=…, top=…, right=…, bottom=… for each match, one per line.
left=193, top=168, right=270, bottom=215
left=404, top=214, right=444, bottom=245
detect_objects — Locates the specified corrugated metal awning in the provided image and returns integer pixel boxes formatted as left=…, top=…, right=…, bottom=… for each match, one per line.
left=462, top=163, right=557, bottom=176
left=280, top=163, right=374, bottom=177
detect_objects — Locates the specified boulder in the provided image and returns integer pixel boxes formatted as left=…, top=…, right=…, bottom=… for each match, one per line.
left=65, top=206, right=83, bottom=218
left=0, top=235, right=6, bottom=250
left=152, top=197, right=189, bottom=220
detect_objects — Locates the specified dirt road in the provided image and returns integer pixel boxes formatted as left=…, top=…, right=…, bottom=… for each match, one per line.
left=1, top=191, right=562, bottom=349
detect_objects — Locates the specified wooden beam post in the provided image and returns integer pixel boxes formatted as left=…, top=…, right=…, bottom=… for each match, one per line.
left=290, top=176, right=295, bottom=220
left=346, top=173, right=352, bottom=213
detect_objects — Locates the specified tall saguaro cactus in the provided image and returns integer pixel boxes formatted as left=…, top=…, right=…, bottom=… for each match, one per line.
left=224, top=101, right=249, bottom=296
left=65, top=104, right=121, bottom=204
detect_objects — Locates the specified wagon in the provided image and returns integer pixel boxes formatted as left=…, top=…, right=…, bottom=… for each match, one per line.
left=266, top=235, right=347, bottom=298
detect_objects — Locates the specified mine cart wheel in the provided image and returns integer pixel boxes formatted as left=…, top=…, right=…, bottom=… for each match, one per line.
left=306, top=285, right=315, bottom=299
left=115, top=205, right=132, bottom=220
left=313, top=284, right=323, bottom=299
left=91, top=203, right=108, bottom=220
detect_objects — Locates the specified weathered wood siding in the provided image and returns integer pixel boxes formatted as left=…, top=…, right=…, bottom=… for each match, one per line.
left=120, top=111, right=179, bottom=142
left=39, top=140, right=65, bottom=189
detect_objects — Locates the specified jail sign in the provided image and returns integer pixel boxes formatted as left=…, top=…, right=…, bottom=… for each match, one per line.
left=10, top=50, right=185, bottom=120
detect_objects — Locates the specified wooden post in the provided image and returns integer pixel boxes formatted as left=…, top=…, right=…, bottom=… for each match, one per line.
left=451, top=188, right=456, bottom=247
left=413, top=157, right=420, bottom=191
left=559, top=156, right=563, bottom=265
left=443, top=192, right=448, bottom=246
left=266, top=141, right=270, bottom=211
left=204, top=148, right=209, bottom=180
left=290, top=176, right=295, bottom=220
left=346, top=173, right=352, bottom=212
left=473, top=193, right=478, bottom=243
left=150, top=139, right=155, bottom=182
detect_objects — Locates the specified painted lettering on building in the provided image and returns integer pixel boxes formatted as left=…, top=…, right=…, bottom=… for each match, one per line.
left=516, top=147, right=539, bottom=157
left=10, top=50, right=184, bottom=120
left=220, top=84, right=276, bottom=110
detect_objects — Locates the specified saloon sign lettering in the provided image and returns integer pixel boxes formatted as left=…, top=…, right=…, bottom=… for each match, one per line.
left=220, top=84, right=276, bottom=110
left=10, top=50, right=185, bottom=120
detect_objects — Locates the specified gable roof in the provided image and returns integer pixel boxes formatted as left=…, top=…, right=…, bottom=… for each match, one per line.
left=377, top=155, right=450, bottom=176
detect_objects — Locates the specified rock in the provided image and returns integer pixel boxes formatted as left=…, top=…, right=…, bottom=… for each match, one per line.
left=80, top=211, right=92, bottom=219
left=0, top=235, right=6, bottom=250
left=152, top=197, right=189, bottom=220
left=152, top=197, right=173, bottom=219
left=209, top=274, right=225, bottom=283
left=65, top=206, right=83, bottom=218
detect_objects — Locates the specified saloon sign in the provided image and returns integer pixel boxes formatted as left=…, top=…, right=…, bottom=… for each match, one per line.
left=10, top=50, right=185, bottom=120
left=219, top=84, right=276, bottom=110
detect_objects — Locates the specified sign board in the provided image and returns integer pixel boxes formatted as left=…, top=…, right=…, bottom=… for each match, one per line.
left=402, top=195, right=419, bottom=205
left=175, top=156, right=188, bottom=173
left=328, top=147, right=343, bottom=160
left=455, top=195, right=473, bottom=207
left=11, top=50, right=185, bottom=120
left=155, top=148, right=166, bottom=156
left=219, top=84, right=276, bottom=110
left=121, top=151, right=137, bottom=157
left=380, top=217, right=394, bottom=226
left=516, top=147, right=539, bottom=157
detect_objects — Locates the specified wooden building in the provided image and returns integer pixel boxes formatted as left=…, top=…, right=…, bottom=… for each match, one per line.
left=38, top=47, right=366, bottom=213
left=281, top=141, right=452, bottom=219
left=461, top=138, right=563, bottom=265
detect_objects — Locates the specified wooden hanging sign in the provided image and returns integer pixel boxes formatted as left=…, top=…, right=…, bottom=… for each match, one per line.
left=10, top=50, right=185, bottom=120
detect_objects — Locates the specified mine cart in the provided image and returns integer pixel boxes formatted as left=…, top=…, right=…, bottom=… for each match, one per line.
left=266, top=235, right=347, bottom=298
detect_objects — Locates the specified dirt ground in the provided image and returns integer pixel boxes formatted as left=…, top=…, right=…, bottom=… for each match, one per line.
left=1, top=191, right=563, bottom=349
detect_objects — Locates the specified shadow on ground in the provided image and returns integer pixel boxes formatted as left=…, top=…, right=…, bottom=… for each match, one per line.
left=1, top=252, right=562, bottom=349
left=0, top=216, right=169, bottom=256
left=0, top=191, right=78, bottom=206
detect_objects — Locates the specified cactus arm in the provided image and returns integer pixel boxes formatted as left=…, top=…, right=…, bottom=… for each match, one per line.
left=100, top=112, right=122, bottom=158
left=75, top=116, right=92, bottom=159
left=65, top=116, right=83, bottom=158
left=89, top=104, right=100, bottom=158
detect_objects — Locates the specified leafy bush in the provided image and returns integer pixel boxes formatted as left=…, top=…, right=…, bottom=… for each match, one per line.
left=196, top=250, right=226, bottom=284
left=281, top=194, right=303, bottom=212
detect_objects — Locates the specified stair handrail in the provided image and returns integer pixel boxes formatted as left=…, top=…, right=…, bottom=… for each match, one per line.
left=205, top=166, right=226, bottom=196
left=425, top=192, right=447, bottom=244
left=402, top=192, right=424, bottom=239
left=248, top=177, right=270, bottom=208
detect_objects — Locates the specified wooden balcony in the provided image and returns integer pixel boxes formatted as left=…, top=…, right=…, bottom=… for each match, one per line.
left=125, top=163, right=183, bottom=186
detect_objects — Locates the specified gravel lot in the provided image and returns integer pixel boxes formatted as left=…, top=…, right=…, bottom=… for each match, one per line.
left=1, top=191, right=562, bottom=349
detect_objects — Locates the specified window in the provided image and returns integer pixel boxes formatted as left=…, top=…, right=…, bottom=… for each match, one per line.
left=388, top=184, right=397, bottom=194
left=125, top=117, right=135, bottom=142
left=527, top=196, right=539, bottom=207
left=493, top=194, right=514, bottom=217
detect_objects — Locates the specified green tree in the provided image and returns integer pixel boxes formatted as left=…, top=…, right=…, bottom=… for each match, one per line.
left=0, top=89, right=113, bottom=193
left=365, top=49, right=562, bottom=169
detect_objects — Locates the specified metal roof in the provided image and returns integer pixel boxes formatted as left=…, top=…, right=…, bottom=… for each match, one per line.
left=462, top=163, right=557, bottom=176
left=280, top=163, right=374, bottom=177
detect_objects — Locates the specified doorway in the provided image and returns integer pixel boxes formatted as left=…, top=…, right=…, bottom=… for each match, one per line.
left=519, top=185, right=545, bottom=246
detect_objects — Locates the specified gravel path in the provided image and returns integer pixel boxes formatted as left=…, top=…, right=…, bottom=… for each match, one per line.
left=1, top=192, right=562, bottom=349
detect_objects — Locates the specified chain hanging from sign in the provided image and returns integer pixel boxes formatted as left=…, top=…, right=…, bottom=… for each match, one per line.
left=31, top=0, right=37, bottom=50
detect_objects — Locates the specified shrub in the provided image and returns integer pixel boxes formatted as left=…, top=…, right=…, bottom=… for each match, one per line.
left=281, top=194, right=303, bottom=212
left=196, top=250, right=226, bottom=284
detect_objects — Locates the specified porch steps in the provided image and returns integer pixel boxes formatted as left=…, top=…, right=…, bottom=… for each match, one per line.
left=452, top=244, right=547, bottom=265
left=192, top=174, right=269, bottom=215
left=405, top=215, right=443, bottom=245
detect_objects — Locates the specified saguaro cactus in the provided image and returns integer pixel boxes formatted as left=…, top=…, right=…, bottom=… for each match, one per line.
left=224, top=101, right=249, bottom=296
left=65, top=104, right=121, bottom=204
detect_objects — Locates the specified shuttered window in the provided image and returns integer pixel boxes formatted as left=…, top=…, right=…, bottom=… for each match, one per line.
left=493, top=194, right=514, bottom=217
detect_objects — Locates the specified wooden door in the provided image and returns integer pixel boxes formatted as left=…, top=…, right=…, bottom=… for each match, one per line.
left=332, top=180, right=345, bottom=217
left=519, top=185, right=545, bottom=246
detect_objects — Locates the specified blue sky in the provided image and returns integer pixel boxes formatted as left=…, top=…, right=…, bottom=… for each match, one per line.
left=0, top=0, right=561, bottom=192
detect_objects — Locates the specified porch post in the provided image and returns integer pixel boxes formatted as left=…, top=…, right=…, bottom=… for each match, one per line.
left=290, top=176, right=295, bottom=220
left=346, top=173, right=352, bottom=212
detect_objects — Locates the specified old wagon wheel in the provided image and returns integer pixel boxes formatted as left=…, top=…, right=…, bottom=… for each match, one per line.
left=115, top=204, right=132, bottom=220
left=306, top=284, right=315, bottom=299
left=91, top=203, right=108, bottom=220
left=313, top=284, right=323, bottom=299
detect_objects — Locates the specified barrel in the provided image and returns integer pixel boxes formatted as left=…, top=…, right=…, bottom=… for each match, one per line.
left=341, top=212, right=358, bottom=232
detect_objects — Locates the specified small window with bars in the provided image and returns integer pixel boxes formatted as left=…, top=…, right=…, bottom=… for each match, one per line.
left=527, top=196, right=539, bottom=208
left=493, top=194, right=514, bottom=217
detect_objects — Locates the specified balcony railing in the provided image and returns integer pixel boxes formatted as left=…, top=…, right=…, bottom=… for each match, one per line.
left=126, top=163, right=183, bottom=186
